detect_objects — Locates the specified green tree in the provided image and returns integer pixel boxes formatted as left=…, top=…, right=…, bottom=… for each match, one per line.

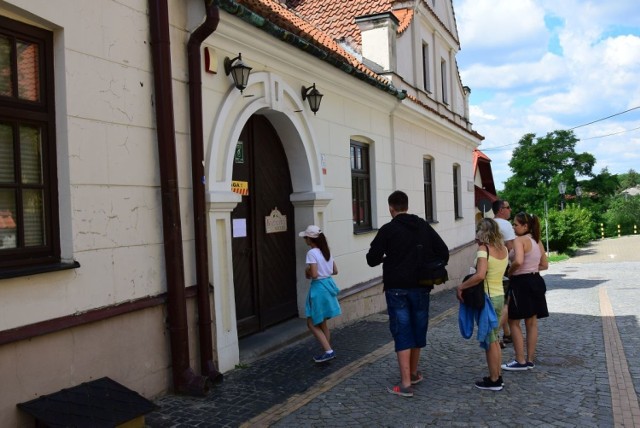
left=603, top=195, right=640, bottom=236
left=575, top=168, right=619, bottom=235
left=618, top=169, right=640, bottom=190
left=543, top=205, right=596, bottom=253
left=501, top=130, right=596, bottom=214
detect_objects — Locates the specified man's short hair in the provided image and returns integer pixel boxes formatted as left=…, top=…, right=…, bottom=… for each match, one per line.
left=388, top=190, right=409, bottom=212
left=492, top=200, right=505, bottom=215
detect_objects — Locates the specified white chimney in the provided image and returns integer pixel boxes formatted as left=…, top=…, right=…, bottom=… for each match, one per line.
left=355, top=12, right=399, bottom=73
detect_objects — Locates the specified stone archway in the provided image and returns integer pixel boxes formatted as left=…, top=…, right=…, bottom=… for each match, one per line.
left=205, top=72, right=333, bottom=372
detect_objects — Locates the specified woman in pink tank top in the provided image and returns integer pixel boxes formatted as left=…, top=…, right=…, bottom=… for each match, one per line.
left=501, top=213, right=549, bottom=372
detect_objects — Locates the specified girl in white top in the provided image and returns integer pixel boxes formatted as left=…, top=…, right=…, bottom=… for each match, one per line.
left=299, top=225, right=342, bottom=363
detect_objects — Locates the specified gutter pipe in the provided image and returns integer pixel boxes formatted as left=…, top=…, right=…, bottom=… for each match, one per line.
left=187, top=0, right=223, bottom=385
left=148, top=0, right=208, bottom=396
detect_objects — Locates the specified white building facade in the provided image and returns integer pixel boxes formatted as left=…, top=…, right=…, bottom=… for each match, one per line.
left=0, top=0, right=481, bottom=424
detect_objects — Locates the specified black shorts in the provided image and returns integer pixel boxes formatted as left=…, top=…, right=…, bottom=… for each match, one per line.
left=508, top=273, right=548, bottom=320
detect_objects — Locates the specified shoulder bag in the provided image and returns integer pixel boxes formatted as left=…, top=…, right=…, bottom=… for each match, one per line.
left=461, top=245, right=489, bottom=309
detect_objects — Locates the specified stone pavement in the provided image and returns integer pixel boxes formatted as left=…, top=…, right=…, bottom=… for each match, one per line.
left=146, top=235, right=640, bottom=427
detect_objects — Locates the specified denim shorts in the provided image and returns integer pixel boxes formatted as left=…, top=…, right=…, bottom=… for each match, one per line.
left=385, top=288, right=430, bottom=352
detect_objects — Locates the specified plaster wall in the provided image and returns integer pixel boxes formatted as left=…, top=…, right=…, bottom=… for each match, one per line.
left=0, top=0, right=481, bottom=404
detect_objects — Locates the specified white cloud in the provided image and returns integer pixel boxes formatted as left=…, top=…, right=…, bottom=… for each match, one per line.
left=453, top=0, right=640, bottom=189
left=460, top=52, right=566, bottom=90
left=456, top=0, right=547, bottom=54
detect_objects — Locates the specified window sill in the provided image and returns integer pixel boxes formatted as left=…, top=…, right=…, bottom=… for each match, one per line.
left=353, top=228, right=377, bottom=236
left=0, top=261, right=80, bottom=280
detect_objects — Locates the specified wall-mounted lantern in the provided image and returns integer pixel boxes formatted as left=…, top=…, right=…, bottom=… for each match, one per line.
left=224, top=53, right=252, bottom=93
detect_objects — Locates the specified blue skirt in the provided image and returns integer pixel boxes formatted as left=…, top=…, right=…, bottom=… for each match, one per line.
left=305, top=277, right=342, bottom=326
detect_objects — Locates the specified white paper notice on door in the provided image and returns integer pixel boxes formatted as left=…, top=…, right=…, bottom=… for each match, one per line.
left=232, top=218, right=247, bottom=238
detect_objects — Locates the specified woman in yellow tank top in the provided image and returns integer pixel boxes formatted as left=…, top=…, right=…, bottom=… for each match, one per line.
left=457, top=218, right=509, bottom=390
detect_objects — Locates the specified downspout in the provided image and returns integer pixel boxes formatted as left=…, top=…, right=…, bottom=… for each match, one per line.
left=148, top=0, right=208, bottom=396
left=187, top=0, right=223, bottom=384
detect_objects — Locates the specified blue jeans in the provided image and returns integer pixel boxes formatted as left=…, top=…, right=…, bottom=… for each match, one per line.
left=385, top=288, right=430, bottom=352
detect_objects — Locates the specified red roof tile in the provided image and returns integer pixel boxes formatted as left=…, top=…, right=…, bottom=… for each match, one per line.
left=285, top=0, right=395, bottom=51
left=228, top=0, right=477, bottom=137
left=236, top=0, right=390, bottom=85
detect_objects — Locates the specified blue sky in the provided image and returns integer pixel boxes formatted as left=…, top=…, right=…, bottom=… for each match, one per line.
left=452, top=0, right=640, bottom=191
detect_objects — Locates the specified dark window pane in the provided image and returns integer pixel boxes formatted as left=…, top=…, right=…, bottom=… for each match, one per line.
left=424, top=159, right=434, bottom=222
left=17, top=40, right=39, bottom=102
left=20, top=125, right=42, bottom=184
left=0, top=35, right=12, bottom=97
left=0, top=122, right=14, bottom=182
left=23, top=188, right=44, bottom=246
left=361, top=178, right=370, bottom=225
left=350, top=145, right=355, bottom=170
left=0, top=189, right=17, bottom=249
left=453, top=166, right=460, bottom=218
left=352, top=176, right=358, bottom=224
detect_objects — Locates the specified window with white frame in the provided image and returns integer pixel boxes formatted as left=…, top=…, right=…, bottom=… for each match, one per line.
left=0, top=15, right=61, bottom=273
left=351, top=140, right=372, bottom=232
left=423, top=158, right=435, bottom=222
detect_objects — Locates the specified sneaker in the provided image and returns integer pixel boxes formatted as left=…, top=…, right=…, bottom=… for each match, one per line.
left=484, top=376, right=504, bottom=386
left=475, top=377, right=503, bottom=391
left=527, top=361, right=535, bottom=369
left=502, top=335, right=513, bottom=344
left=387, top=384, right=414, bottom=397
left=501, top=360, right=529, bottom=371
left=313, top=351, right=335, bottom=363
left=410, top=371, right=424, bottom=385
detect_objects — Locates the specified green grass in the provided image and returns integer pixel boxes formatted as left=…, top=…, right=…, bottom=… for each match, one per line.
left=548, top=253, right=570, bottom=263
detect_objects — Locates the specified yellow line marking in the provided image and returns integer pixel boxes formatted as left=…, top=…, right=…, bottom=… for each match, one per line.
left=599, top=286, right=640, bottom=427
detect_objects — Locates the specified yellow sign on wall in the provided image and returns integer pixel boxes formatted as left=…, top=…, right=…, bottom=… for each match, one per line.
left=231, top=180, right=249, bottom=196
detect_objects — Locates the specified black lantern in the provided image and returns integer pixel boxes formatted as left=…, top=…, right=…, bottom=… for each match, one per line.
left=558, top=182, right=566, bottom=210
left=224, top=53, right=252, bottom=93
left=301, top=83, right=323, bottom=115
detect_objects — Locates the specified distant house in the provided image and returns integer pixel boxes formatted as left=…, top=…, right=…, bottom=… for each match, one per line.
left=0, top=0, right=482, bottom=424
left=473, top=149, right=498, bottom=221
left=621, top=185, right=640, bottom=196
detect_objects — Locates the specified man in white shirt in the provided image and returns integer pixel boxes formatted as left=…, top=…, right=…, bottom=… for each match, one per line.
left=492, top=200, right=515, bottom=251
left=492, top=200, right=515, bottom=346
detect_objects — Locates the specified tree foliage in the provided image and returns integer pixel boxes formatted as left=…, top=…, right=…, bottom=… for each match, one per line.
left=501, top=130, right=596, bottom=214
left=603, top=195, right=640, bottom=235
left=617, top=169, right=640, bottom=190
left=543, top=206, right=596, bottom=253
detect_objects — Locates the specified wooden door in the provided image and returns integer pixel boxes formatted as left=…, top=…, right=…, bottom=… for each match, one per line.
left=231, top=115, right=298, bottom=338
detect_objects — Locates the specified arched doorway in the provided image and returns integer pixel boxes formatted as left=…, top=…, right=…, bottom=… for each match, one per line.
left=231, top=114, right=298, bottom=337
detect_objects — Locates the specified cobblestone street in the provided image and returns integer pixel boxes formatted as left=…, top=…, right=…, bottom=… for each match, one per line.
left=147, top=235, right=640, bottom=427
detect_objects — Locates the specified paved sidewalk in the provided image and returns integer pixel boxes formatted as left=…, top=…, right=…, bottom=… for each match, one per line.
left=147, top=235, right=640, bottom=427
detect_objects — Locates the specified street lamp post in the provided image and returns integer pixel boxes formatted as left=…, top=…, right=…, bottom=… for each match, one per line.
left=558, top=182, right=566, bottom=210
left=575, top=186, right=582, bottom=207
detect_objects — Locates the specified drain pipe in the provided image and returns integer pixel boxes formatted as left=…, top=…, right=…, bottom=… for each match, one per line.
left=149, top=0, right=208, bottom=396
left=187, top=0, right=223, bottom=385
